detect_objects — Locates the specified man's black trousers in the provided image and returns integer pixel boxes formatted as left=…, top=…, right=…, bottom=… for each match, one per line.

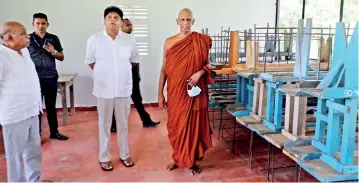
left=38, top=77, right=59, bottom=135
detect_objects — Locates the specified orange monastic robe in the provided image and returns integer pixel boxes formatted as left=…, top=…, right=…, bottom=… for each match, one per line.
left=164, top=32, right=214, bottom=168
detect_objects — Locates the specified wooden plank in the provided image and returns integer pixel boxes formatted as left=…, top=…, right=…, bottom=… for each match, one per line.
left=226, top=105, right=247, bottom=114
left=278, top=84, right=308, bottom=96
left=210, top=94, right=237, bottom=98
left=232, top=62, right=330, bottom=73
left=284, top=94, right=295, bottom=132
left=236, top=115, right=261, bottom=127
left=283, top=149, right=299, bottom=162
left=263, top=133, right=290, bottom=149
left=58, top=73, right=77, bottom=83
left=213, top=68, right=237, bottom=75
left=293, top=18, right=312, bottom=78
left=305, top=131, right=315, bottom=136
left=245, top=40, right=259, bottom=69
left=209, top=92, right=237, bottom=97
left=258, top=80, right=267, bottom=118
left=210, top=95, right=236, bottom=100
left=284, top=140, right=322, bottom=161
left=209, top=88, right=237, bottom=92
left=212, top=77, right=237, bottom=82
left=283, top=29, right=291, bottom=53
left=228, top=31, right=239, bottom=68
left=292, top=96, right=307, bottom=137
left=213, top=99, right=235, bottom=104
left=282, top=129, right=314, bottom=141
left=251, top=79, right=260, bottom=114
left=320, top=36, right=332, bottom=63
left=237, top=70, right=258, bottom=78
left=250, top=112, right=262, bottom=122
left=248, top=123, right=277, bottom=135
left=298, top=159, right=358, bottom=182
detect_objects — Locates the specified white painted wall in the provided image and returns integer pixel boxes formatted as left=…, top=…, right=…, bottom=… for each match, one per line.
left=1, top=0, right=275, bottom=107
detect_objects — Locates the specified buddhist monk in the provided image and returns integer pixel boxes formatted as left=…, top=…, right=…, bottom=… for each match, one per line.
left=157, top=8, right=214, bottom=175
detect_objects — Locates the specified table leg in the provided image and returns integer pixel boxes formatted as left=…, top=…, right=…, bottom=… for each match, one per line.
left=61, top=88, right=68, bottom=125
left=70, top=85, right=75, bottom=115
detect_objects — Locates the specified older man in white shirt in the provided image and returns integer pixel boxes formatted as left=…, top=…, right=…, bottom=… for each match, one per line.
left=85, top=6, right=138, bottom=171
left=0, top=21, right=43, bottom=182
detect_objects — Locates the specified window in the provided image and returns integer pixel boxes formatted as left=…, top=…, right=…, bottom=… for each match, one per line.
left=119, top=5, right=149, bottom=56
left=342, top=0, right=359, bottom=27
left=305, top=0, right=340, bottom=27
left=279, top=0, right=303, bottom=27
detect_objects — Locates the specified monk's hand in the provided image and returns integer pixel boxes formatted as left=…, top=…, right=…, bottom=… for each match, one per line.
left=188, top=71, right=203, bottom=86
left=158, top=94, right=166, bottom=110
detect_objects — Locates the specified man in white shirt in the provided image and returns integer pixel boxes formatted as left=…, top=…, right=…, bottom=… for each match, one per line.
left=110, top=18, right=160, bottom=133
left=0, top=21, right=43, bottom=182
left=85, top=6, right=137, bottom=171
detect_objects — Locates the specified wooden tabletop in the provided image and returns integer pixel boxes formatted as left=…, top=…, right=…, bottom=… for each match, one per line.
left=58, top=73, right=78, bottom=83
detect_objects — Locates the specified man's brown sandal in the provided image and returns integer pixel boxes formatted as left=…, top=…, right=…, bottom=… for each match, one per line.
left=100, top=161, right=113, bottom=171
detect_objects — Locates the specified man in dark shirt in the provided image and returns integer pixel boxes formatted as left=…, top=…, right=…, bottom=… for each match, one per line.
left=28, top=13, right=68, bottom=140
left=111, top=18, right=160, bottom=132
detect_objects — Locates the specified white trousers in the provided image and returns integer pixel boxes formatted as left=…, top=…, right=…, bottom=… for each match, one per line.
left=2, top=116, right=42, bottom=182
left=97, top=97, right=131, bottom=162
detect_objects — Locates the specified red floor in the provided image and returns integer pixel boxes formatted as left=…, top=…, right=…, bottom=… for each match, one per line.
left=0, top=107, right=318, bottom=182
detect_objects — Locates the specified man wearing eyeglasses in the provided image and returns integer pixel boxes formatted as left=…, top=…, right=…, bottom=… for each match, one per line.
left=28, top=13, right=68, bottom=141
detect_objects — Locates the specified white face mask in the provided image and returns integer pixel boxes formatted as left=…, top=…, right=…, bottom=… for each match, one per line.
left=187, top=84, right=201, bottom=97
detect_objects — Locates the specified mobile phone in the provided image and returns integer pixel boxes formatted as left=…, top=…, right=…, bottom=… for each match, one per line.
left=44, top=39, right=52, bottom=46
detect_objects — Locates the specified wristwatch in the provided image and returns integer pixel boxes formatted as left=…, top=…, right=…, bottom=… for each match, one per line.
left=52, top=50, right=58, bottom=56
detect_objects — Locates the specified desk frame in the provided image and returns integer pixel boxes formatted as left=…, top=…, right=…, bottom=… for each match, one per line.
left=57, top=74, right=77, bottom=125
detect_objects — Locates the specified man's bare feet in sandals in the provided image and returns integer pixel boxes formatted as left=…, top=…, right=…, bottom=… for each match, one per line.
left=189, top=164, right=201, bottom=175
left=166, top=162, right=178, bottom=171
left=120, top=157, right=134, bottom=167
left=100, top=161, right=113, bottom=171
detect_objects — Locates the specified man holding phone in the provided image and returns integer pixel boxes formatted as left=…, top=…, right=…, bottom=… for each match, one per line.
left=28, top=13, right=68, bottom=140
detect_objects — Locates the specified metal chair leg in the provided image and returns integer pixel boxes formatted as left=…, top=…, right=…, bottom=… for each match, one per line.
left=271, top=144, right=275, bottom=182
left=231, top=117, right=237, bottom=152
left=248, top=131, right=254, bottom=169
left=217, top=107, right=223, bottom=141
left=212, top=108, right=215, bottom=129
left=266, top=143, right=272, bottom=182
left=296, top=164, right=301, bottom=182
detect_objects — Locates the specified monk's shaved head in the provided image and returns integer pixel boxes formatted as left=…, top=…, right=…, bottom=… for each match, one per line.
left=176, top=8, right=195, bottom=34
left=177, top=8, right=193, bottom=19
left=0, top=21, right=30, bottom=50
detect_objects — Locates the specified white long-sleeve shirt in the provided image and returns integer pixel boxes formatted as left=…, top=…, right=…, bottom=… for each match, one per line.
left=85, top=31, right=140, bottom=99
left=0, top=45, right=42, bottom=125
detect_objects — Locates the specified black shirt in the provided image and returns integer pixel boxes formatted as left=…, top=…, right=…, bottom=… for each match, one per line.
left=28, top=32, right=63, bottom=79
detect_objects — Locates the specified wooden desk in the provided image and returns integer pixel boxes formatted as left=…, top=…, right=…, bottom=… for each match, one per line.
left=58, top=73, right=77, bottom=125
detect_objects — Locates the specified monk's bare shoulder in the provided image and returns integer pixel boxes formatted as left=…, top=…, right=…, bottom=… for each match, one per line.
left=164, top=34, right=182, bottom=50
left=162, top=35, right=180, bottom=62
